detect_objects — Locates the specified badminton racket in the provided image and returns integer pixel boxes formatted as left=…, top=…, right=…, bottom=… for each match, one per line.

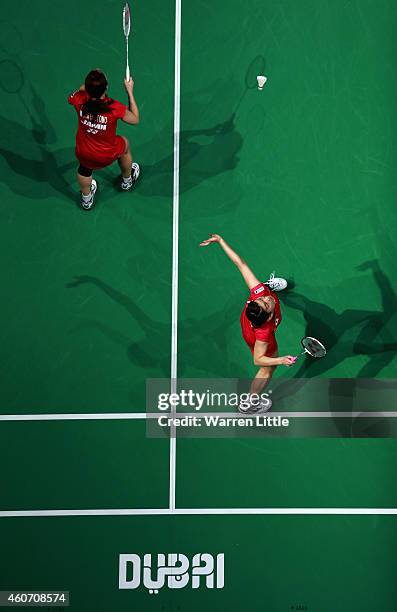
left=0, top=58, right=24, bottom=94
left=0, top=59, right=48, bottom=144
left=0, top=21, right=24, bottom=55
left=292, top=336, right=327, bottom=362
left=123, top=2, right=131, bottom=81
left=0, top=59, right=31, bottom=119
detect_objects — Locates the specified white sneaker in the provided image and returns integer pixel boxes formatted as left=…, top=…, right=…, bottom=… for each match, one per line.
left=265, top=271, right=287, bottom=292
left=121, top=162, right=140, bottom=191
left=81, top=179, right=97, bottom=210
left=238, top=396, right=272, bottom=414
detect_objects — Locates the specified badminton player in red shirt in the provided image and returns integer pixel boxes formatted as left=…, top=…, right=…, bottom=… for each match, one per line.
left=68, top=68, right=140, bottom=210
left=200, top=234, right=295, bottom=412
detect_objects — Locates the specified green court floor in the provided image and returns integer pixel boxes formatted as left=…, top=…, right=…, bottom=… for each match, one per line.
left=0, top=0, right=397, bottom=610
left=0, top=0, right=175, bottom=413
left=1, top=516, right=397, bottom=612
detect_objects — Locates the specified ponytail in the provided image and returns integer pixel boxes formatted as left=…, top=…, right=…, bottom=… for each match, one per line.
left=81, top=69, right=114, bottom=120
left=81, top=97, right=114, bottom=119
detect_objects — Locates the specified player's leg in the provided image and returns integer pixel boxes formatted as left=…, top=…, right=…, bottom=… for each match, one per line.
left=118, top=137, right=132, bottom=178
left=77, top=165, right=97, bottom=210
left=77, top=171, right=91, bottom=196
left=249, top=363, right=276, bottom=395
left=238, top=358, right=277, bottom=414
left=118, top=136, right=140, bottom=190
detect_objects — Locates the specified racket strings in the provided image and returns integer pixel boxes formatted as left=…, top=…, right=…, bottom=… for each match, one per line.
left=123, top=4, right=131, bottom=37
left=122, top=3, right=131, bottom=80
left=302, top=336, right=326, bottom=358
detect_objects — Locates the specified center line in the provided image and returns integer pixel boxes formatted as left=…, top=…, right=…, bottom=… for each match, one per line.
left=169, top=0, right=182, bottom=513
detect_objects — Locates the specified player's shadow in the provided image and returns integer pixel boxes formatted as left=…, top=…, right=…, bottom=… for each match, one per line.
left=0, top=79, right=75, bottom=201
left=66, top=275, right=244, bottom=386
left=102, top=79, right=243, bottom=201
left=279, top=260, right=397, bottom=437
left=29, top=83, right=57, bottom=146
left=327, top=378, right=393, bottom=438
left=138, top=115, right=242, bottom=197
left=352, top=260, right=397, bottom=374
left=282, top=260, right=397, bottom=378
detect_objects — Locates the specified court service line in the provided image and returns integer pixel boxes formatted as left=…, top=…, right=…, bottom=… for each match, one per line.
left=0, top=413, right=151, bottom=421
left=1, top=411, right=397, bottom=421
left=1, top=508, right=397, bottom=518
left=169, top=0, right=182, bottom=513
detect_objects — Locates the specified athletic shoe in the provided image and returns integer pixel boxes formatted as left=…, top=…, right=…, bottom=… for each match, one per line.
left=121, top=162, right=140, bottom=191
left=265, top=271, right=287, bottom=292
left=80, top=179, right=97, bottom=210
left=238, top=395, right=272, bottom=414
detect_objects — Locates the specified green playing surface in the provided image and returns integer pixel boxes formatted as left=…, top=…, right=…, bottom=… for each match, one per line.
left=0, top=0, right=397, bottom=610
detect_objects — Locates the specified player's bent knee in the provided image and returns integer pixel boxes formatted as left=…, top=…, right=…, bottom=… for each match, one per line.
left=121, top=136, right=130, bottom=154
left=78, top=165, right=93, bottom=177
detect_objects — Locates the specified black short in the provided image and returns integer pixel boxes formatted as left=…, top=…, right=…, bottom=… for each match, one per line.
left=78, top=164, right=93, bottom=177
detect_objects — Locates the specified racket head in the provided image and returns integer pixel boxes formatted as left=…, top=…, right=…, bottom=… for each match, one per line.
left=0, top=59, right=24, bottom=94
left=233, top=55, right=266, bottom=116
left=0, top=21, right=24, bottom=55
left=301, top=336, right=327, bottom=359
left=123, top=2, right=131, bottom=37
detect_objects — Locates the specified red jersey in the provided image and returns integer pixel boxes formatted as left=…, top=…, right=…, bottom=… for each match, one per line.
left=68, top=90, right=127, bottom=169
left=240, top=282, right=282, bottom=357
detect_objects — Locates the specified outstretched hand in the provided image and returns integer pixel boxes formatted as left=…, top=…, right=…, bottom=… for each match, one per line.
left=356, top=259, right=378, bottom=272
left=199, top=233, right=222, bottom=247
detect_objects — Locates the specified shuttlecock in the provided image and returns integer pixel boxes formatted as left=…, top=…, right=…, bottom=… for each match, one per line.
left=257, top=75, right=267, bottom=91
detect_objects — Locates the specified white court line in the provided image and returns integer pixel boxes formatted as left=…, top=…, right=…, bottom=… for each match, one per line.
left=1, top=507, right=397, bottom=517
left=0, top=413, right=153, bottom=421
left=1, top=411, right=397, bottom=421
left=169, top=0, right=182, bottom=513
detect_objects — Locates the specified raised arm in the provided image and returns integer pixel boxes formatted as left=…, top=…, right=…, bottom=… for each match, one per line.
left=122, top=78, right=139, bottom=125
left=200, top=234, right=260, bottom=290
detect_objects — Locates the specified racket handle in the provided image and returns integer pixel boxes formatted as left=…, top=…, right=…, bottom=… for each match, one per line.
left=292, top=349, right=307, bottom=362
left=126, top=64, right=130, bottom=81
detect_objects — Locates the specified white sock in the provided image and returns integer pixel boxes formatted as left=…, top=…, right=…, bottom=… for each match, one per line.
left=82, top=192, right=92, bottom=202
left=122, top=174, right=132, bottom=183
